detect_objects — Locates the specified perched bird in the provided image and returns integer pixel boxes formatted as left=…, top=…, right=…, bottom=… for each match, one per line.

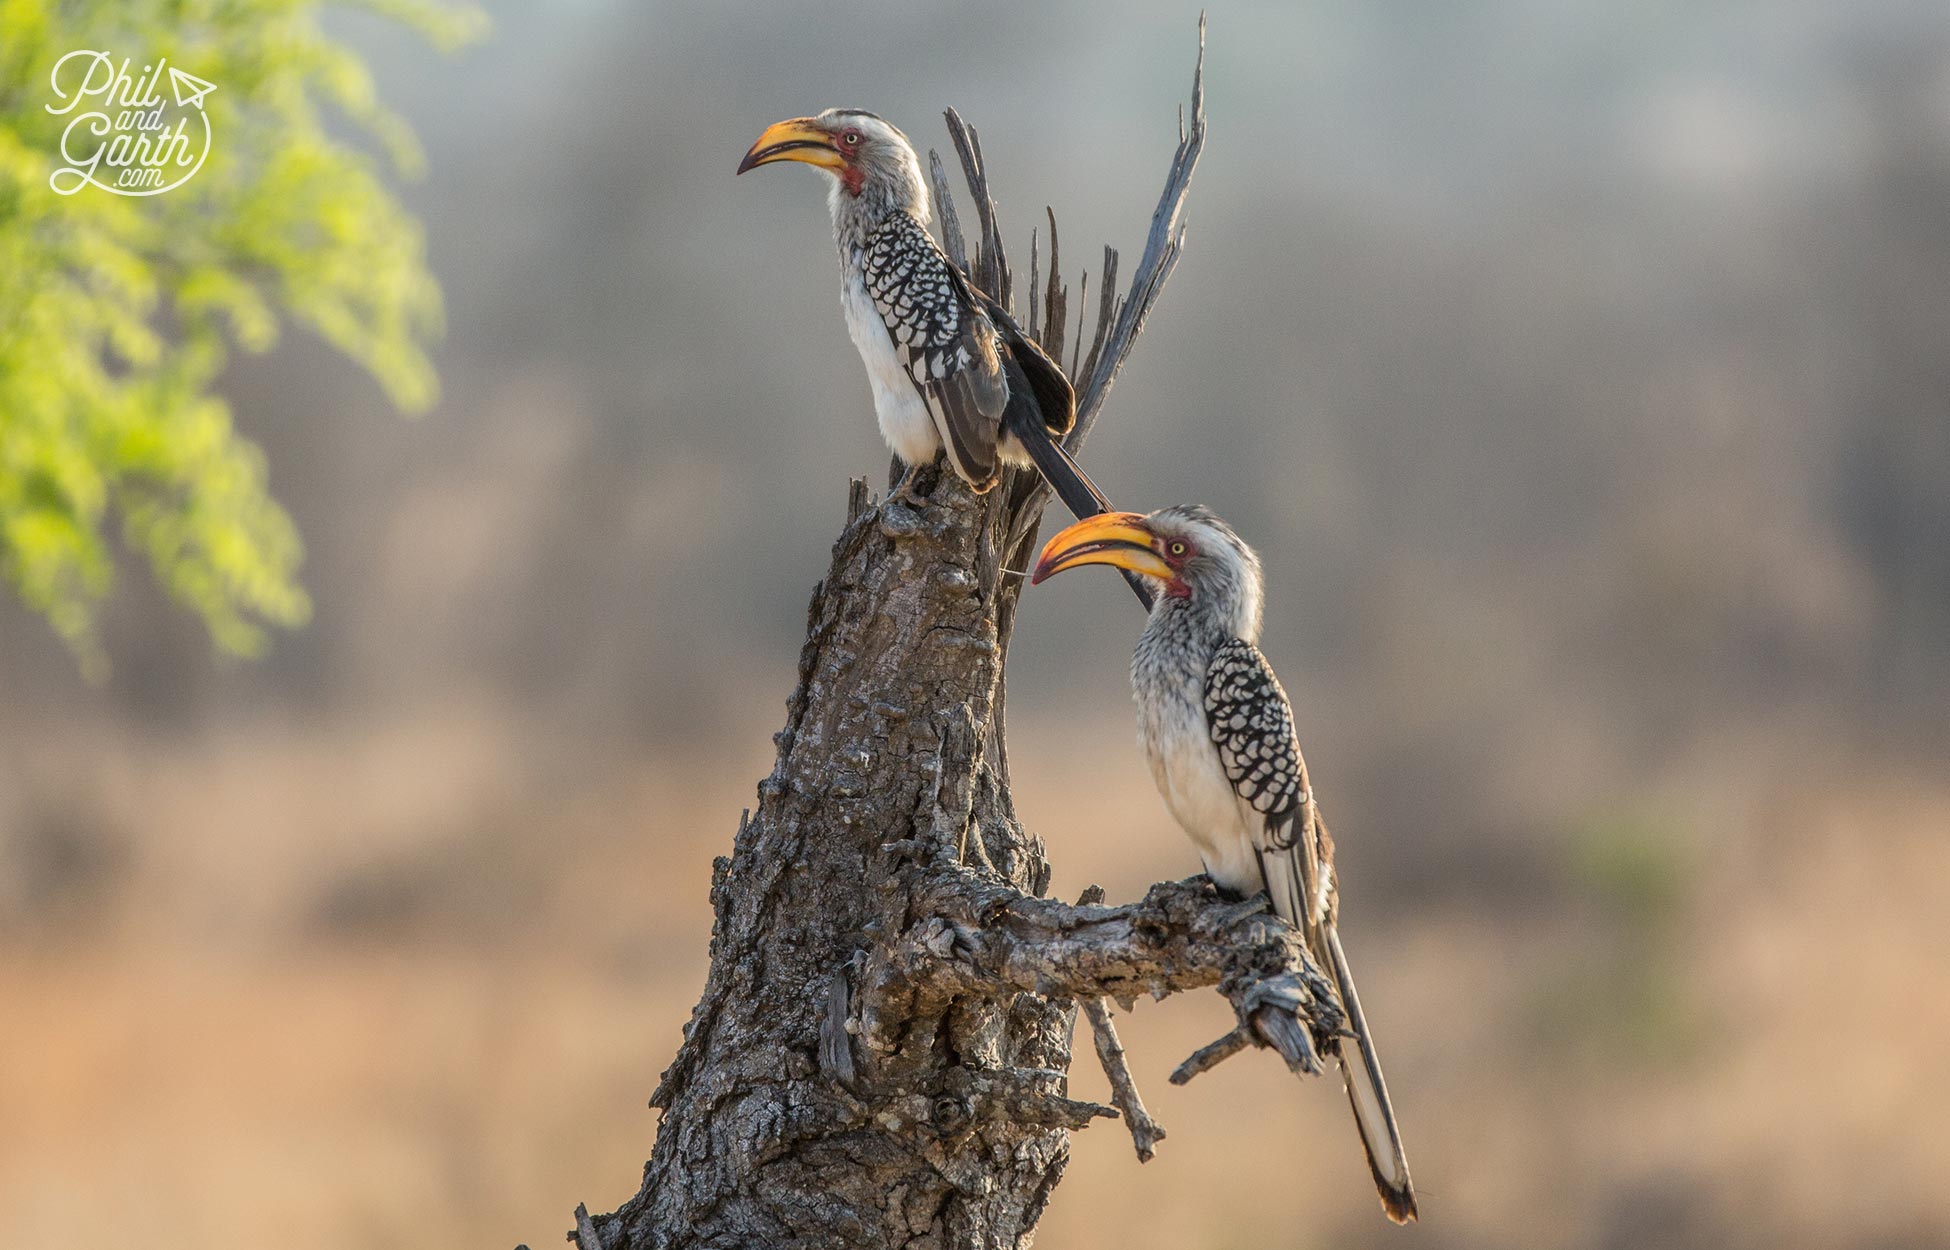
left=1032, top=507, right=1418, bottom=1224
left=736, top=110, right=1110, bottom=519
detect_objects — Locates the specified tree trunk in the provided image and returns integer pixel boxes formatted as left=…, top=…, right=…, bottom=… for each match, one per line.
left=622, top=468, right=1089, bottom=1248
left=573, top=25, right=1338, bottom=1249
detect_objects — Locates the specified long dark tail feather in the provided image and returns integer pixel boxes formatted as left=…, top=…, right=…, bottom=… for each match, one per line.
left=1011, top=417, right=1110, bottom=517
left=1006, top=410, right=1154, bottom=609
left=1325, top=925, right=1418, bottom=1224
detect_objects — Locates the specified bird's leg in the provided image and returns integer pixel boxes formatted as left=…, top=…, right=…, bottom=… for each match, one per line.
left=888, top=459, right=932, bottom=509
left=891, top=474, right=926, bottom=509
left=893, top=458, right=928, bottom=507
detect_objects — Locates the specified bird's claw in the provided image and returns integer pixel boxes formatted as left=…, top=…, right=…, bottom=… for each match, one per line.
left=886, top=461, right=933, bottom=511
left=1244, top=997, right=1324, bottom=1077
left=879, top=466, right=932, bottom=538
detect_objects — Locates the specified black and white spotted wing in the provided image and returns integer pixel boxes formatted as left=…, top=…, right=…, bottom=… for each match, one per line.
left=1203, top=638, right=1303, bottom=819
left=859, top=213, right=1008, bottom=487
left=1205, top=638, right=1326, bottom=930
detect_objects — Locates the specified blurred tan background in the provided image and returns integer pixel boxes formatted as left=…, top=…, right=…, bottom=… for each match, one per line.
left=4, top=2, right=1949, bottom=1247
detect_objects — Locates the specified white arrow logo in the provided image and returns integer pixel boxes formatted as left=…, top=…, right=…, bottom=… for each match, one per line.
left=167, top=67, right=217, bottom=110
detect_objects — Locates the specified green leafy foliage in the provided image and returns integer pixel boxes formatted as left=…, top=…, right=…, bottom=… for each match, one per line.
left=0, top=0, right=483, bottom=669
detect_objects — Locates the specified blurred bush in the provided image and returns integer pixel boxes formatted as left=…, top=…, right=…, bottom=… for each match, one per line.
left=0, top=0, right=481, bottom=669
left=1535, top=806, right=1703, bottom=1065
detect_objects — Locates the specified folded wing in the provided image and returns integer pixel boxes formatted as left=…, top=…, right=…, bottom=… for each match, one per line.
left=861, top=214, right=1008, bottom=488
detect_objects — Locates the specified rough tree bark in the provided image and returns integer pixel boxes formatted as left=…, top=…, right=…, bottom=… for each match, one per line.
left=574, top=23, right=1338, bottom=1250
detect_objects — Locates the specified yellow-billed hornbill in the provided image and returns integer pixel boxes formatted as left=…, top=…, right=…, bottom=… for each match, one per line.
left=737, top=110, right=1110, bottom=520
left=1033, top=507, right=1418, bottom=1225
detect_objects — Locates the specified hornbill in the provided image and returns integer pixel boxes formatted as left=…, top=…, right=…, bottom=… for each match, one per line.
left=1032, top=506, right=1418, bottom=1225
left=736, top=111, right=1124, bottom=534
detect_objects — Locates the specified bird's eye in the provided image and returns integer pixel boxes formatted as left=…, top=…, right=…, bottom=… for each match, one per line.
left=842, top=130, right=862, bottom=146
left=1168, top=541, right=1188, bottom=558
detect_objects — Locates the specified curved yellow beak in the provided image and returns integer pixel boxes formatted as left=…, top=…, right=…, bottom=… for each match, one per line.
left=1031, top=512, right=1172, bottom=585
left=737, top=118, right=844, bottom=175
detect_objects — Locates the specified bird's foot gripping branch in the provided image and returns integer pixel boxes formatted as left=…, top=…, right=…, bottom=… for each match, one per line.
left=841, top=873, right=1346, bottom=1161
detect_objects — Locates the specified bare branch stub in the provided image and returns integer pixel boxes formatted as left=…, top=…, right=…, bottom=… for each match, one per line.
left=571, top=1203, right=606, bottom=1250
left=1072, top=884, right=1167, bottom=1161
left=1078, top=245, right=1120, bottom=388
left=1169, top=1028, right=1251, bottom=1085
left=1084, top=997, right=1166, bottom=1160
left=944, top=109, right=1009, bottom=306
left=928, top=149, right=969, bottom=275
left=1069, top=268, right=1089, bottom=380
left=1040, top=206, right=1067, bottom=357
left=1074, top=10, right=1206, bottom=439
left=1026, top=227, right=1041, bottom=342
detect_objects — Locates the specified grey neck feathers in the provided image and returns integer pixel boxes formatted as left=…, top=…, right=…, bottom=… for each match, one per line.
left=1134, top=585, right=1253, bottom=690
left=1135, top=598, right=1220, bottom=684
left=829, top=152, right=929, bottom=246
